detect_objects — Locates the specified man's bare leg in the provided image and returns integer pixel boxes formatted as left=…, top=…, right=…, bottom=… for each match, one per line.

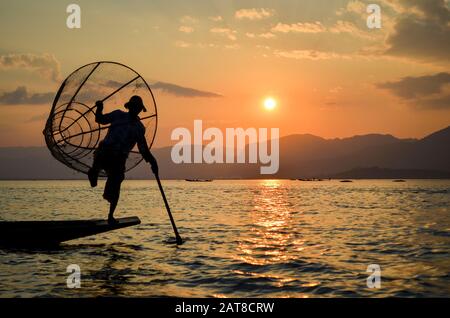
left=88, top=167, right=99, bottom=188
left=108, top=198, right=119, bottom=224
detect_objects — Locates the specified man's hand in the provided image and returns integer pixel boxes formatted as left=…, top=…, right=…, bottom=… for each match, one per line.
left=95, top=100, right=104, bottom=111
left=144, top=152, right=159, bottom=176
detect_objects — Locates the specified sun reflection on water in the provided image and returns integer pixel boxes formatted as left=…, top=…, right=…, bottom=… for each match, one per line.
left=236, top=181, right=296, bottom=263
left=232, top=180, right=306, bottom=291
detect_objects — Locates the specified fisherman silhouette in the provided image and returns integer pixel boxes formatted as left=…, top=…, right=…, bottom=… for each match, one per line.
left=88, top=95, right=158, bottom=224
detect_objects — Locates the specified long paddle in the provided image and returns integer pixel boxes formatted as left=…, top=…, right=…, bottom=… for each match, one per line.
left=153, top=170, right=183, bottom=245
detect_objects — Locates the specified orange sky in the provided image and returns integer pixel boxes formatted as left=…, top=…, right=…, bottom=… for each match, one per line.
left=0, top=0, right=449, bottom=147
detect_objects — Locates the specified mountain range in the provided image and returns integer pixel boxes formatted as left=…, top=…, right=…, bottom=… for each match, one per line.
left=0, top=126, right=449, bottom=180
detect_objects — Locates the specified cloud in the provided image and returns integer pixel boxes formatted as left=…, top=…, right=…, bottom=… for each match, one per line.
left=224, top=44, right=240, bottom=50
left=329, top=86, right=343, bottom=94
left=174, top=41, right=236, bottom=49
left=105, top=78, right=222, bottom=98
left=256, top=45, right=271, bottom=50
left=0, top=53, right=61, bottom=82
left=0, top=86, right=54, bottom=105
left=235, top=8, right=274, bottom=20
left=377, top=72, right=450, bottom=109
left=336, top=0, right=367, bottom=16
left=384, top=0, right=450, bottom=62
left=174, top=40, right=192, bottom=48
left=271, top=22, right=327, bottom=33
left=404, top=0, right=450, bottom=22
left=197, top=43, right=220, bottom=49
left=179, top=26, right=194, bottom=33
left=151, top=82, right=222, bottom=98
left=0, top=80, right=222, bottom=107
left=329, top=20, right=374, bottom=39
left=378, top=0, right=405, bottom=13
left=332, top=0, right=449, bottom=62
left=377, top=72, right=450, bottom=99
left=258, top=32, right=276, bottom=39
left=271, top=20, right=373, bottom=39
left=26, top=113, right=48, bottom=123
left=210, top=27, right=237, bottom=41
left=180, top=15, right=198, bottom=24
left=209, top=16, right=223, bottom=22
left=274, top=50, right=349, bottom=60
left=418, top=95, right=450, bottom=109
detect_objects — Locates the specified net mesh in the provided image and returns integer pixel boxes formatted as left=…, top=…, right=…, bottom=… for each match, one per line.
left=44, top=61, right=157, bottom=177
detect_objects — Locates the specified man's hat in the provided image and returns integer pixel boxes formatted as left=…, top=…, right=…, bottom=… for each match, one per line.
left=125, top=95, right=147, bottom=112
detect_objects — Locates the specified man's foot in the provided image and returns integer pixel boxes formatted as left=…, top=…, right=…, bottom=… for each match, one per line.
left=108, top=215, right=118, bottom=225
left=88, top=168, right=98, bottom=188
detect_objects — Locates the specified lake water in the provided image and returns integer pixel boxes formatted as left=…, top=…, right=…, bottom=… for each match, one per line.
left=0, top=179, right=449, bottom=297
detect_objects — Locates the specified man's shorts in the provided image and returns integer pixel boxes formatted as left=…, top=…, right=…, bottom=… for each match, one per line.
left=93, top=144, right=127, bottom=203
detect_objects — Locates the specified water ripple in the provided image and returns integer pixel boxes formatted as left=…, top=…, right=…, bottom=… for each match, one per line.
left=0, top=179, right=449, bottom=297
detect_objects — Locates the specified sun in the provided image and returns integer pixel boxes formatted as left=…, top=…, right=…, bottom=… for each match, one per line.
left=263, top=97, right=277, bottom=111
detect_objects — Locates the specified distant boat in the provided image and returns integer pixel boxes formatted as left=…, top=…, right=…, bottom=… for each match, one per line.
left=297, top=178, right=324, bottom=181
left=185, top=179, right=213, bottom=182
left=393, top=179, right=406, bottom=182
left=340, top=180, right=353, bottom=183
left=0, top=217, right=141, bottom=247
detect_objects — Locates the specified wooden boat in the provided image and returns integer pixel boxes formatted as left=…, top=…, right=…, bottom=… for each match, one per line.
left=0, top=216, right=140, bottom=247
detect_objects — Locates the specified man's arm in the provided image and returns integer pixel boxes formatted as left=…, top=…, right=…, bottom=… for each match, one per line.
left=137, top=131, right=159, bottom=175
left=95, top=101, right=113, bottom=125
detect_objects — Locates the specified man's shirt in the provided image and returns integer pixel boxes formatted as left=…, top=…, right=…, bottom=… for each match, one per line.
left=97, top=110, right=147, bottom=156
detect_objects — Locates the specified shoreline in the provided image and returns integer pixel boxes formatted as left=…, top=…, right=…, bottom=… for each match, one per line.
left=1, top=178, right=450, bottom=181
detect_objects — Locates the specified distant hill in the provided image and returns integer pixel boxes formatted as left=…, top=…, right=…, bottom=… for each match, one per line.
left=276, top=125, right=450, bottom=178
left=329, top=167, right=450, bottom=179
left=0, top=125, right=449, bottom=179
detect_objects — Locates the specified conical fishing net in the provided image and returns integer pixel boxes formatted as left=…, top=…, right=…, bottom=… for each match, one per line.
left=43, top=61, right=157, bottom=177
